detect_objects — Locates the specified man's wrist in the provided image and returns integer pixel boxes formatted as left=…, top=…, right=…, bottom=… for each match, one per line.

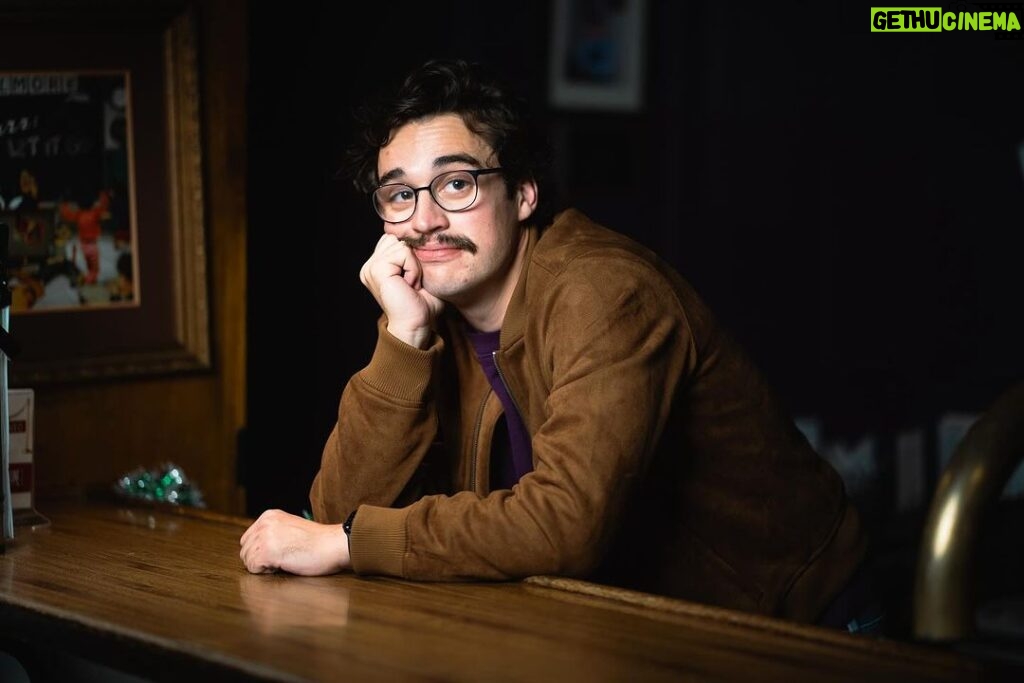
left=386, top=322, right=432, bottom=349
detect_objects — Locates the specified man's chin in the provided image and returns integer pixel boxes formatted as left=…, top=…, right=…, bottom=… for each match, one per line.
left=421, top=278, right=466, bottom=304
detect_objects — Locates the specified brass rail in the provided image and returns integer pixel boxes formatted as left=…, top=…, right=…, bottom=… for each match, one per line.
left=914, top=381, right=1024, bottom=641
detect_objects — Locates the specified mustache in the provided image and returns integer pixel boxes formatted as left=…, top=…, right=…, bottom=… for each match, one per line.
left=399, top=233, right=478, bottom=255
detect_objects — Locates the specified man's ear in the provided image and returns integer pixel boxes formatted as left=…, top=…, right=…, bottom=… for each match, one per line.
left=516, top=178, right=539, bottom=223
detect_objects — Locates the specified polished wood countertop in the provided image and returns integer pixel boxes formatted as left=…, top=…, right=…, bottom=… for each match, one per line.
left=0, top=499, right=987, bottom=682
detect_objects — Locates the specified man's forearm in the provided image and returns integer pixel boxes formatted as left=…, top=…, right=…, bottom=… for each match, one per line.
left=310, top=319, right=444, bottom=523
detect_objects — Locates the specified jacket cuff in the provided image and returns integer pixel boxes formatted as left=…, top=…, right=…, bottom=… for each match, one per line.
left=359, top=318, right=443, bottom=403
left=349, top=504, right=409, bottom=577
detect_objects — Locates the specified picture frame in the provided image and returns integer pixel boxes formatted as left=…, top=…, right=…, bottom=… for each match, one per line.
left=2, top=70, right=139, bottom=315
left=0, top=3, right=210, bottom=385
left=548, top=0, right=648, bottom=112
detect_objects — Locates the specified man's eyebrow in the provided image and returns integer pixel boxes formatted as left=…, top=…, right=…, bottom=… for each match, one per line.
left=377, top=167, right=405, bottom=186
left=433, top=153, right=484, bottom=169
left=377, top=154, right=487, bottom=186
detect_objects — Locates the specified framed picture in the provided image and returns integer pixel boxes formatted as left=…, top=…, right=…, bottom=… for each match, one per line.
left=548, top=0, right=648, bottom=112
left=1, top=71, right=138, bottom=313
left=0, top=3, right=210, bottom=384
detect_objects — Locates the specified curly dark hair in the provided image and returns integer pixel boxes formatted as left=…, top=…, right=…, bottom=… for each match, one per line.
left=343, top=58, right=555, bottom=228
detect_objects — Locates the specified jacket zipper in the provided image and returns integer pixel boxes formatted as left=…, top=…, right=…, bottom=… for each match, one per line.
left=469, top=392, right=489, bottom=493
left=469, top=353, right=522, bottom=493
left=492, top=351, right=525, bottom=421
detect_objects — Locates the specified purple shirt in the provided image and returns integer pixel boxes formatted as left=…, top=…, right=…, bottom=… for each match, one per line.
left=466, top=328, right=533, bottom=490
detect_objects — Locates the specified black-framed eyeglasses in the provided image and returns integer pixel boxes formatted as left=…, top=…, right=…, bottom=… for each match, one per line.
left=372, top=168, right=504, bottom=223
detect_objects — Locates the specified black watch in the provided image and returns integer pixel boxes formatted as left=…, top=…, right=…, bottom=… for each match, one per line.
left=343, top=509, right=357, bottom=537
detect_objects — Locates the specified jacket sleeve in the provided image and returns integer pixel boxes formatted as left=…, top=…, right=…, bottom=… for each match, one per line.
left=347, top=255, right=696, bottom=580
left=309, top=316, right=444, bottom=533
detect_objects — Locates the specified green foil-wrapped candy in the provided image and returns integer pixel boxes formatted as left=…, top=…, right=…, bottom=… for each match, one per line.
left=114, top=462, right=206, bottom=508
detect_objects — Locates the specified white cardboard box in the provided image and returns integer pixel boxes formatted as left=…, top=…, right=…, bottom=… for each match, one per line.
left=8, top=388, right=34, bottom=511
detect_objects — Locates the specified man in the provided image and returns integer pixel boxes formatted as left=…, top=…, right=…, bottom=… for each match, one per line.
left=240, top=58, right=873, bottom=628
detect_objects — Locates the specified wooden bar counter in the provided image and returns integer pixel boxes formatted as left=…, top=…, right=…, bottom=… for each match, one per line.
left=0, top=499, right=989, bottom=682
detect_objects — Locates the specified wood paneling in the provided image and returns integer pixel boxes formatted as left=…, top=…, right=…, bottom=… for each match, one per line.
left=26, top=0, right=247, bottom=514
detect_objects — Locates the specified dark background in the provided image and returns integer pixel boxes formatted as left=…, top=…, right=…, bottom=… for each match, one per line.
left=242, top=1, right=1024, bottom=639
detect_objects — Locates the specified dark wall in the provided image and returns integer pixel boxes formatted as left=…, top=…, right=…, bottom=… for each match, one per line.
left=243, top=1, right=1024, bottom=632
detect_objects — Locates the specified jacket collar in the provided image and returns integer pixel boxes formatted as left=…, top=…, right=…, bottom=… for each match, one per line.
left=499, top=209, right=597, bottom=349
left=498, top=222, right=541, bottom=350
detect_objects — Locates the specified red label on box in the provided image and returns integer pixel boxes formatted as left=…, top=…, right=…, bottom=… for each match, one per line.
left=10, top=420, right=26, bottom=434
left=9, top=462, right=32, bottom=493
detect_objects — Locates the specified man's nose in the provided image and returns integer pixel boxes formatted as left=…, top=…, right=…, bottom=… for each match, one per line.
left=408, top=188, right=448, bottom=234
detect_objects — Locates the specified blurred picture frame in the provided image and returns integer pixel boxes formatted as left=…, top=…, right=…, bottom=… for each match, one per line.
left=0, top=3, right=210, bottom=385
left=1, top=70, right=139, bottom=315
left=548, top=0, right=648, bottom=112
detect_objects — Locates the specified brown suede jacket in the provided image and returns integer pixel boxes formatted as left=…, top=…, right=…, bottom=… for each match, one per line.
left=311, top=209, right=866, bottom=622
